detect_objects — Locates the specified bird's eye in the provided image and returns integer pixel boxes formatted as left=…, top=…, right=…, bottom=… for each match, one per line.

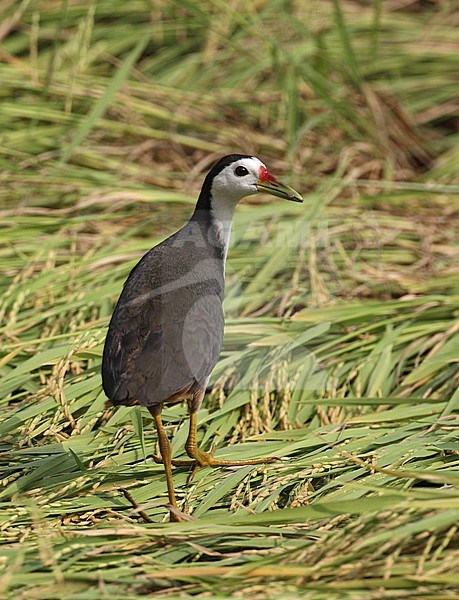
left=234, top=165, right=249, bottom=177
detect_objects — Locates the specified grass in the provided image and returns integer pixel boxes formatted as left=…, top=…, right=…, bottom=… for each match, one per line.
left=1, top=0, right=459, bottom=597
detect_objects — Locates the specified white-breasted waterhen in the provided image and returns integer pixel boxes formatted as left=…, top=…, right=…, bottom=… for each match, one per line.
left=102, top=154, right=303, bottom=521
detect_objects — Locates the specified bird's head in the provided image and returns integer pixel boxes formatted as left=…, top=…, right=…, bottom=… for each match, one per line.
left=200, top=154, right=303, bottom=207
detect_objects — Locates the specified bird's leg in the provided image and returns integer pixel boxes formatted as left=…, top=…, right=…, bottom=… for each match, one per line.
left=185, top=411, right=280, bottom=475
left=150, top=408, right=184, bottom=522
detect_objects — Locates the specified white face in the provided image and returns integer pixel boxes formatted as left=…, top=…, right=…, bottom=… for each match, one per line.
left=210, top=157, right=264, bottom=202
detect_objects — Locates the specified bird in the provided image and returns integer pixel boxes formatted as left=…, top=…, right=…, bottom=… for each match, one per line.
left=102, top=154, right=302, bottom=521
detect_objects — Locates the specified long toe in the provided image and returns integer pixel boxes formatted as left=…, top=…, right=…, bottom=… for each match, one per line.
left=194, top=448, right=281, bottom=468
left=203, top=455, right=281, bottom=467
left=151, top=454, right=197, bottom=467
left=186, top=452, right=280, bottom=485
left=169, top=511, right=185, bottom=523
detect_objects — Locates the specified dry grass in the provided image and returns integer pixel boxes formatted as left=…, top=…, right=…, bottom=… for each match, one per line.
left=1, top=1, right=459, bottom=598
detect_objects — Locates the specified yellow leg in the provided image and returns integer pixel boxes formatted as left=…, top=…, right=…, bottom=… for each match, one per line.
left=153, top=412, right=184, bottom=522
left=185, top=412, right=280, bottom=473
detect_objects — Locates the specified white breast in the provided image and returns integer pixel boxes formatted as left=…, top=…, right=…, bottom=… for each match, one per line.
left=209, top=193, right=238, bottom=262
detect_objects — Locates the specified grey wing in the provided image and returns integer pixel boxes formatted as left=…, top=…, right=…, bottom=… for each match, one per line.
left=102, top=291, right=224, bottom=407
left=102, top=294, right=169, bottom=406
left=178, top=292, right=224, bottom=388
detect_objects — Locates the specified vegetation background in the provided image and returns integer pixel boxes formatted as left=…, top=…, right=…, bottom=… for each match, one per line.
left=1, top=0, right=458, bottom=597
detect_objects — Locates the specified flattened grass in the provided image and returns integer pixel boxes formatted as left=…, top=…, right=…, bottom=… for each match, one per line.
left=1, top=1, right=459, bottom=598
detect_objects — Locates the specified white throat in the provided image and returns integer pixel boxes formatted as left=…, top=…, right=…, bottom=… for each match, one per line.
left=209, top=191, right=238, bottom=262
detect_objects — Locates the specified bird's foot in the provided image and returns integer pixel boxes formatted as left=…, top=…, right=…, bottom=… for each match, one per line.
left=121, top=488, right=155, bottom=524
left=150, top=454, right=197, bottom=467
left=169, top=510, right=185, bottom=523
left=186, top=447, right=280, bottom=484
left=122, top=488, right=188, bottom=523
left=170, top=514, right=182, bottom=522
left=191, top=445, right=281, bottom=468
